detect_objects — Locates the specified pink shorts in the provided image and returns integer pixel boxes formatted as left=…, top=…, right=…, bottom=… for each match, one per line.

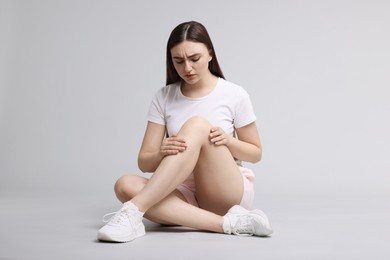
left=176, top=167, right=255, bottom=210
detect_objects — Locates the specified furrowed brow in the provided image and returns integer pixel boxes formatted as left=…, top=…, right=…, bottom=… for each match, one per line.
left=172, top=53, right=201, bottom=59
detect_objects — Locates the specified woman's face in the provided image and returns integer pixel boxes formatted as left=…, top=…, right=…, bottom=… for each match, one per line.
left=171, top=41, right=212, bottom=85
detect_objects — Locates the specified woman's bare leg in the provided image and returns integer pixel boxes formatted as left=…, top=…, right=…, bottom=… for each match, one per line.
left=115, top=175, right=224, bottom=232
left=130, top=116, right=243, bottom=215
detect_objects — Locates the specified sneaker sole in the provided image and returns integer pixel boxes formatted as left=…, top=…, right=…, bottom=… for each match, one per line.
left=98, top=224, right=146, bottom=243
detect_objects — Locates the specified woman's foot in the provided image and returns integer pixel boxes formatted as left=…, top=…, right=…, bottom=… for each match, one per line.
left=97, top=201, right=145, bottom=242
left=223, top=205, right=273, bottom=236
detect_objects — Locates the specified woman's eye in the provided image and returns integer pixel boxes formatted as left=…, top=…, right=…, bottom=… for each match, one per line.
left=174, top=57, right=200, bottom=64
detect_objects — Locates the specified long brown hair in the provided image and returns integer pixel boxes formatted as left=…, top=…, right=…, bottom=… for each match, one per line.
left=166, top=21, right=225, bottom=85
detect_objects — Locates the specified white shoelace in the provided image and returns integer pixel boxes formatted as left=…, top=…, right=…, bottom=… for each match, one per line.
left=232, top=215, right=255, bottom=236
left=102, top=211, right=120, bottom=223
left=102, top=208, right=130, bottom=226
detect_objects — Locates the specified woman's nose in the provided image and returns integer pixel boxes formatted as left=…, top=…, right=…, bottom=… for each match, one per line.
left=184, top=61, right=192, bottom=72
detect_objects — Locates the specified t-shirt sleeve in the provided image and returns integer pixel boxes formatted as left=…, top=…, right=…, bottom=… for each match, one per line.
left=234, top=89, right=257, bottom=128
left=147, top=89, right=166, bottom=125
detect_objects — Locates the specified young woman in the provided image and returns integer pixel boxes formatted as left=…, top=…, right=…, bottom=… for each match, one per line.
left=98, top=21, right=273, bottom=242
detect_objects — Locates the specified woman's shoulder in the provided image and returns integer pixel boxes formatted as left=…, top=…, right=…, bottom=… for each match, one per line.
left=154, top=82, right=180, bottom=98
left=218, top=78, right=249, bottom=96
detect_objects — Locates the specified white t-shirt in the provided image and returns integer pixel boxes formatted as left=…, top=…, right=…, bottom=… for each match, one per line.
left=147, top=78, right=256, bottom=137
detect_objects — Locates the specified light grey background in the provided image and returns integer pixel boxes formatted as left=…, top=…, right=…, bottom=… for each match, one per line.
left=1, top=0, right=390, bottom=259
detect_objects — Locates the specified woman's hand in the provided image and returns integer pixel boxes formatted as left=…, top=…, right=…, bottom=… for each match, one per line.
left=209, top=127, right=232, bottom=146
left=160, top=134, right=187, bottom=156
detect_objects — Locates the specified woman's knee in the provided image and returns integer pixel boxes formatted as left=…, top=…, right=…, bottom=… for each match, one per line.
left=180, top=116, right=211, bottom=135
left=114, top=175, right=147, bottom=202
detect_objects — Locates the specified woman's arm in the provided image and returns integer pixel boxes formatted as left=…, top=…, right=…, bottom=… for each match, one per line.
left=137, top=122, right=165, bottom=173
left=138, top=121, right=187, bottom=173
left=209, top=122, right=262, bottom=163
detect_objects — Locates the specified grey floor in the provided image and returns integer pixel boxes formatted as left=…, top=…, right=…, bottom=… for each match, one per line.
left=1, top=190, right=389, bottom=260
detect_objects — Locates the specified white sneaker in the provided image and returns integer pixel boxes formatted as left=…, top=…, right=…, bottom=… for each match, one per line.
left=223, top=205, right=273, bottom=236
left=97, top=201, right=145, bottom=242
